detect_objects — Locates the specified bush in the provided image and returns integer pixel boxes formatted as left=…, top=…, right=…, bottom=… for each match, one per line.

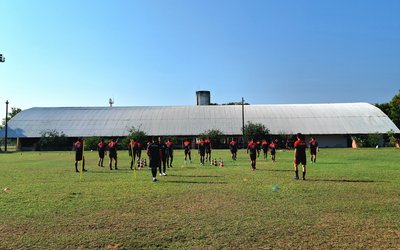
left=243, top=122, right=269, bottom=142
left=199, top=129, right=225, bottom=148
left=84, top=137, right=101, bottom=151
left=38, top=129, right=69, bottom=151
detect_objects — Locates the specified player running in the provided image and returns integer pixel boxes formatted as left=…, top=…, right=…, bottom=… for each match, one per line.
left=294, top=133, right=307, bottom=180
left=97, top=138, right=106, bottom=167
left=108, top=138, right=118, bottom=170
left=165, top=138, right=174, bottom=168
left=309, top=136, right=319, bottom=163
left=229, top=138, right=238, bottom=160
left=74, top=138, right=86, bottom=173
left=183, top=139, right=192, bottom=164
left=247, top=139, right=257, bottom=171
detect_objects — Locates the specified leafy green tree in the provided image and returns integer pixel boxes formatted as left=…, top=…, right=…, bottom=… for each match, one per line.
left=389, top=90, right=400, bottom=128
left=38, top=129, right=69, bottom=151
left=124, top=127, right=147, bottom=148
left=1, top=107, right=22, bottom=129
left=199, top=129, right=224, bottom=148
left=84, top=137, right=101, bottom=151
left=243, top=122, right=269, bottom=142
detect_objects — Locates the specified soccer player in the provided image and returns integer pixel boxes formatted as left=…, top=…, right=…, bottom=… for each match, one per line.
left=108, top=138, right=118, bottom=170
left=147, top=137, right=161, bottom=182
left=165, top=138, right=174, bottom=168
left=269, top=140, right=277, bottom=162
left=261, top=139, right=268, bottom=159
left=309, top=136, right=319, bottom=163
left=136, top=141, right=142, bottom=161
left=74, top=138, right=86, bottom=172
left=198, top=139, right=206, bottom=165
left=247, top=139, right=257, bottom=170
left=256, top=140, right=261, bottom=157
left=158, top=137, right=167, bottom=176
left=205, top=138, right=212, bottom=162
left=294, top=133, right=307, bottom=180
left=97, top=138, right=106, bottom=167
left=128, top=139, right=137, bottom=170
left=229, top=138, right=238, bottom=160
left=183, top=139, right=192, bottom=164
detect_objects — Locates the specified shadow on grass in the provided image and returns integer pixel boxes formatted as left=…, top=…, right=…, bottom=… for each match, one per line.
left=164, top=180, right=228, bottom=184
left=167, top=174, right=223, bottom=178
left=260, top=169, right=293, bottom=172
left=308, top=179, right=383, bottom=183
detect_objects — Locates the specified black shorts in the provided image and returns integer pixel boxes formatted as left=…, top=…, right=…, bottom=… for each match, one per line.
left=295, top=157, right=306, bottom=165
left=270, top=149, right=276, bottom=155
left=150, top=160, right=160, bottom=169
left=109, top=152, right=117, bottom=159
left=75, top=152, right=83, bottom=161
left=199, top=150, right=205, bottom=156
left=206, top=149, right=211, bottom=154
left=98, top=151, right=105, bottom=158
left=250, top=154, right=257, bottom=161
left=185, top=149, right=190, bottom=155
left=310, top=148, right=317, bottom=155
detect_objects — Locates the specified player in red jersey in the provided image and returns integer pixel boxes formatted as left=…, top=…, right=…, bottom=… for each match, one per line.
left=229, top=138, right=238, bottom=160
left=97, top=138, right=107, bottom=167
left=183, top=139, right=192, bottom=164
left=165, top=138, right=174, bottom=168
left=128, top=139, right=138, bottom=170
left=294, top=133, right=307, bottom=180
left=136, top=141, right=143, bottom=161
left=247, top=139, right=257, bottom=170
left=261, top=139, right=268, bottom=160
left=269, top=140, right=277, bottom=162
left=256, top=140, right=261, bottom=157
left=204, top=138, right=212, bottom=162
left=108, top=138, right=118, bottom=170
left=198, top=139, right=206, bottom=165
left=309, top=136, right=319, bottom=163
left=74, top=138, right=86, bottom=172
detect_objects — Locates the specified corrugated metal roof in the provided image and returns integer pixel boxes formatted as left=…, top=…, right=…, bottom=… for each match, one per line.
left=1, top=103, right=399, bottom=138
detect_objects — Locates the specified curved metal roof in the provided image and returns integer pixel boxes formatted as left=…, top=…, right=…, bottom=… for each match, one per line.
left=1, top=103, right=399, bottom=138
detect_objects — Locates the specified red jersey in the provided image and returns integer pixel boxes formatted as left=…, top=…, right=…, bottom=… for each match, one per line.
left=74, top=141, right=82, bottom=150
left=166, top=141, right=173, bottom=148
left=269, top=143, right=276, bottom=149
left=294, top=139, right=307, bottom=158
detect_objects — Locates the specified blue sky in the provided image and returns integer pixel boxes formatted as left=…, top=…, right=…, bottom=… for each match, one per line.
left=1, top=0, right=399, bottom=110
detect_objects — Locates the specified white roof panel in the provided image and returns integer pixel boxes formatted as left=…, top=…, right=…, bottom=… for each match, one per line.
left=1, top=103, right=399, bottom=138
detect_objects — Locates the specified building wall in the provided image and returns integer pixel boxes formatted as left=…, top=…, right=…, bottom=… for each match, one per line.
left=307, top=135, right=349, bottom=148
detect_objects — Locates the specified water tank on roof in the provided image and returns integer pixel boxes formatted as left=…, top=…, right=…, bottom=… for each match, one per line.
left=196, top=91, right=210, bottom=105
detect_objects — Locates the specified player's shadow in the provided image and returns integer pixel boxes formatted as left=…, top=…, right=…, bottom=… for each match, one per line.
left=164, top=180, right=227, bottom=184
left=308, top=179, right=382, bottom=183
left=258, top=169, right=293, bottom=172
left=167, top=174, right=223, bottom=178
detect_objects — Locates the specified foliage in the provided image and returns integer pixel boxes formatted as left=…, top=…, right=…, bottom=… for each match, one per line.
left=1, top=107, right=22, bottom=129
left=199, top=129, right=224, bottom=148
left=243, top=121, right=269, bottom=142
left=83, top=136, right=101, bottom=151
left=375, top=90, right=400, bottom=128
left=123, top=127, right=148, bottom=149
left=38, top=129, right=69, bottom=151
left=352, top=133, right=382, bottom=147
left=386, top=129, right=399, bottom=147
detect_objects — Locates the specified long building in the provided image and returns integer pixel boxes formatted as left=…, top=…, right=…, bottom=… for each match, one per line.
left=1, top=102, right=399, bottom=149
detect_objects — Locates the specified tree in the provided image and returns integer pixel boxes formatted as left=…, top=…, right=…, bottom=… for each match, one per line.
left=1, top=107, right=22, bottom=129
left=389, top=90, right=400, bottom=128
left=38, top=129, right=69, bottom=151
left=124, top=127, right=147, bottom=147
left=243, top=122, right=269, bottom=142
left=199, top=129, right=224, bottom=148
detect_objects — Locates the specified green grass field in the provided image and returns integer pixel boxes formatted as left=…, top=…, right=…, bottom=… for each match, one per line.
left=0, top=148, right=399, bottom=249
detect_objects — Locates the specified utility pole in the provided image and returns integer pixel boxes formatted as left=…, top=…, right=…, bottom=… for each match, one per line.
left=5, top=100, right=9, bottom=151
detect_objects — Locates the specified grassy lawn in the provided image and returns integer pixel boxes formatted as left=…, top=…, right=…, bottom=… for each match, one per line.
left=0, top=148, right=399, bottom=249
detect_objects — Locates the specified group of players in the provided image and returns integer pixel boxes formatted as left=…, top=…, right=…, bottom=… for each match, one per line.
left=74, top=134, right=319, bottom=181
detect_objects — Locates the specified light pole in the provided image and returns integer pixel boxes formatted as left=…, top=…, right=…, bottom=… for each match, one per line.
left=5, top=100, right=9, bottom=151
left=242, top=97, right=245, bottom=148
